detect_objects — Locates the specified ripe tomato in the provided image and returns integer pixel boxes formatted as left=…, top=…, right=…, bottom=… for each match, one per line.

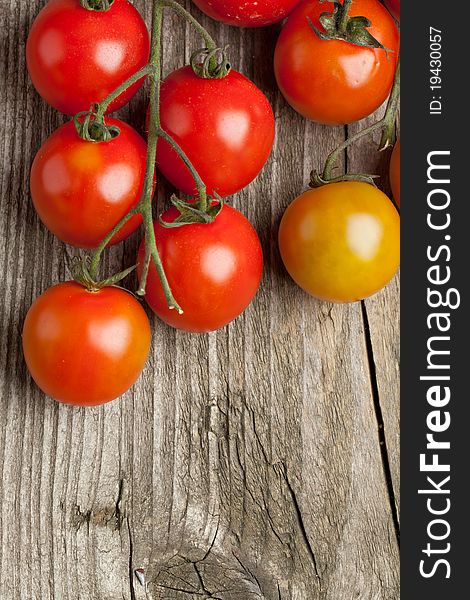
left=389, top=139, right=400, bottom=206
left=137, top=204, right=263, bottom=332
left=30, top=118, right=147, bottom=249
left=278, top=182, right=400, bottom=302
left=384, top=0, right=400, bottom=20
left=26, top=0, right=150, bottom=115
left=274, top=0, right=399, bottom=125
left=156, top=66, right=275, bottom=197
left=191, top=0, right=301, bottom=27
left=22, top=282, right=151, bottom=406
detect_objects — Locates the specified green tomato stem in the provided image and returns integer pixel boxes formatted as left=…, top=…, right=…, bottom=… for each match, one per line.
left=89, top=208, right=139, bottom=280
left=87, top=0, right=224, bottom=312
left=139, top=3, right=182, bottom=312
left=88, top=2, right=184, bottom=312
left=157, top=128, right=208, bottom=210
left=161, top=0, right=217, bottom=50
left=379, top=59, right=400, bottom=150
left=338, top=0, right=353, bottom=35
left=95, top=65, right=153, bottom=119
left=318, top=56, right=400, bottom=185
left=91, top=0, right=217, bottom=120
left=321, top=121, right=385, bottom=182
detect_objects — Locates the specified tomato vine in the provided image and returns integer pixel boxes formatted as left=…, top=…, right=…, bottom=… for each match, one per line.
left=306, top=0, right=400, bottom=187
left=76, top=0, right=231, bottom=314
left=310, top=57, right=400, bottom=188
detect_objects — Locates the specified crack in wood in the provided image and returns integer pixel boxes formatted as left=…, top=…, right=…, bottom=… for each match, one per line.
left=276, top=463, right=322, bottom=591
left=231, top=553, right=263, bottom=595
left=361, top=301, right=401, bottom=545
left=114, top=478, right=125, bottom=530
left=156, top=582, right=208, bottom=596
left=127, top=517, right=136, bottom=600
left=193, top=562, right=221, bottom=599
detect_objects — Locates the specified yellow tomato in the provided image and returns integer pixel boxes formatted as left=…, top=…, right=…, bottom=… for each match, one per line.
left=278, top=182, right=400, bottom=302
left=389, top=139, right=400, bottom=206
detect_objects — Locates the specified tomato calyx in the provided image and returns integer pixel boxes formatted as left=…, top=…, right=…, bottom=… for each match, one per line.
left=72, top=256, right=136, bottom=293
left=190, top=46, right=231, bottom=79
left=159, top=195, right=224, bottom=229
left=310, top=170, right=379, bottom=188
left=308, top=0, right=391, bottom=54
left=74, top=108, right=120, bottom=143
left=80, top=0, right=114, bottom=11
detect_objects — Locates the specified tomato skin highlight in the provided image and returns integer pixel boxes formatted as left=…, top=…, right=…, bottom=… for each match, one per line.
left=191, top=0, right=302, bottom=27
left=26, top=0, right=150, bottom=115
left=156, top=66, right=275, bottom=197
left=22, top=283, right=151, bottom=406
left=138, top=205, right=263, bottom=332
left=30, top=118, right=147, bottom=249
left=274, top=0, right=399, bottom=125
left=278, top=182, right=400, bottom=302
left=389, top=139, right=400, bottom=206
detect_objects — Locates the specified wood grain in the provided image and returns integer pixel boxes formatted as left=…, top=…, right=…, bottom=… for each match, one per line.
left=0, top=2, right=400, bottom=599
left=348, top=109, right=401, bottom=523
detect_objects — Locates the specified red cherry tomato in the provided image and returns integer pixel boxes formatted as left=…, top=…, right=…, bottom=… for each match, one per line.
left=191, top=0, right=301, bottom=27
left=26, top=0, right=150, bottom=115
left=138, top=204, right=263, bottom=332
left=30, top=118, right=147, bottom=249
left=389, top=139, right=400, bottom=206
left=22, top=282, right=151, bottom=406
left=155, top=66, right=275, bottom=197
left=274, top=0, right=399, bottom=125
left=384, top=0, right=399, bottom=20
left=278, top=182, right=400, bottom=302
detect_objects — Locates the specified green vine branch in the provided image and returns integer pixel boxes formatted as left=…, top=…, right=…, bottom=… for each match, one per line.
left=157, top=128, right=208, bottom=209
left=94, top=65, right=152, bottom=120
left=74, top=0, right=230, bottom=312
left=161, top=0, right=216, bottom=50
left=310, top=58, right=400, bottom=187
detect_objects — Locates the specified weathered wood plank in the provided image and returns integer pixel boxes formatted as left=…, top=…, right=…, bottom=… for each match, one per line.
left=0, top=1, right=400, bottom=599
left=347, top=108, right=401, bottom=521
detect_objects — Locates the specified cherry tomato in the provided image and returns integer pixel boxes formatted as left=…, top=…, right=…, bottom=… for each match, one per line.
left=26, top=0, right=150, bottom=115
left=156, top=66, right=275, bottom=197
left=30, top=118, right=147, bottom=249
left=137, top=204, right=263, bottom=332
left=22, top=282, right=151, bottom=406
left=278, top=182, right=400, bottom=302
left=384, top=0, right=400, bottom=20
left=191, top=0, right=301, bottom=27
left=274, top=0, right=399, bottom=125
left=389, top=139, right=400, bottom=206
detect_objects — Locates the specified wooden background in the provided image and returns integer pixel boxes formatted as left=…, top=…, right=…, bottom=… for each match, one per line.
left=0, top=1, right=400, bottom=598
